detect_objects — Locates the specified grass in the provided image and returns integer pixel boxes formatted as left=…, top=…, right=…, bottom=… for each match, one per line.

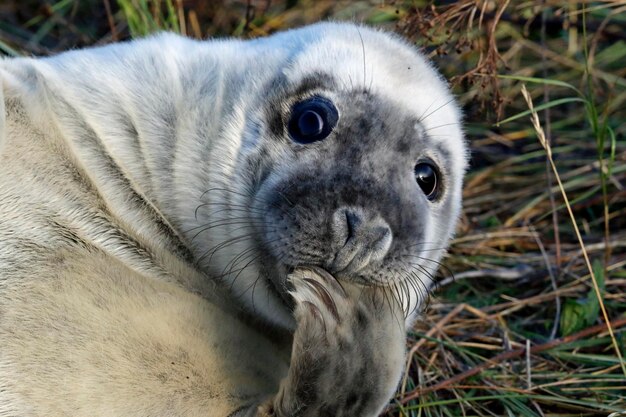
left=1, top=1, right=624, bottom=416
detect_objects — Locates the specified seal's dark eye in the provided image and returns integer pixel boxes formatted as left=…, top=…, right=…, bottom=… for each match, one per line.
left=414, top=163, right=439, bottom=200
left=288, top=96, right=338, bottom=144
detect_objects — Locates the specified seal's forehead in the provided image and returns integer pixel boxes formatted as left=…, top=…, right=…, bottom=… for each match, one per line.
left=277, top=23, right=467, bottom=174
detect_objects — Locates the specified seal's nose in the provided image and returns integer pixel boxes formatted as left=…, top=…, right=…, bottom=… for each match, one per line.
left=329, top=207, right=392, bottom=275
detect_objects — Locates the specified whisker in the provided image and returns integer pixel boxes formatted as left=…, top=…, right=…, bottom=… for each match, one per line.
left=397, top=265, right=430, bottom=315
left=422, top=122, right=460, bottom=133
left=223, top=236, right=285, bottom=279
left=356, top=26, right=367, bottom=87
left=197, top=233, right=260, bottom=265
left=404, top=256, right=455, bottom=281
left=189, top=220, right=266, bottom=243
left=417, top=98, right=438, bottom=122
left=221, top=244, right=260, bottom=279
left=229, top=252, right=265, bottom=293
left=404, top=241, right=448, bottom=250
left=197, top=187, right=294, bottom=216
left=193, top=203, right=268, bottom=221
left=419, top=98, right=456, bottom=123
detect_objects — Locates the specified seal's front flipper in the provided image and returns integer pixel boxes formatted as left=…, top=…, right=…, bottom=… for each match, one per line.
left=248, top=267, right=406, bottom=417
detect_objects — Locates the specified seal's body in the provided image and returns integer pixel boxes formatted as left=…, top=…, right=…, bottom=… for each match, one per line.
left=0, top=23, right=466, bottom=416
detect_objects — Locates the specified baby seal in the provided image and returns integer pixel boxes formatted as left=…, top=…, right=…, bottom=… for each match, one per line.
left=0, top=22, right=466, bottom=416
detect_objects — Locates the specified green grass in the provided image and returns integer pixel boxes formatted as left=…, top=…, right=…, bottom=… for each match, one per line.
left=1, top=0, right=624, bottom=415
left=117, top=0, right=181, bottom=37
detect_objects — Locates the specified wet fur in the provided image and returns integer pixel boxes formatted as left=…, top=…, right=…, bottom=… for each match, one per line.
left=0, top=23, right=466, bottom=416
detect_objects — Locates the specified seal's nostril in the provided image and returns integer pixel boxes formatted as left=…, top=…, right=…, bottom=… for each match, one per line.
left=330, top=207, right=393, bottom=275
left=344, top=209, right=362, bottom=244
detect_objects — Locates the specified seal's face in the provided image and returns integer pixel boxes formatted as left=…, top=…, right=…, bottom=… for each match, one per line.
left=198, top=24, right=466, bottom=326
left=251, top=89, right=460, bottom=316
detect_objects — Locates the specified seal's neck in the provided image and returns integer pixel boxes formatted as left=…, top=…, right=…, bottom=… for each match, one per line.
left=9, top=34, right=295, bottom=328
left=28, top=36, right=251, bottom=237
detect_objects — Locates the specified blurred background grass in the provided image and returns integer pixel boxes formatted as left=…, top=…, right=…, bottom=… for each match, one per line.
left=1, top=1, right=624, bottom=416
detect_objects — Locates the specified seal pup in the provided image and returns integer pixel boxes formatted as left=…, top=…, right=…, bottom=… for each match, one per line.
left=0, top=22, right=467, bottom=416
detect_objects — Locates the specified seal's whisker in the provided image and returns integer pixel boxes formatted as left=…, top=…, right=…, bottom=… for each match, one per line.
left=215, top=252, right=261, bottom=282
left=398, top=266, right=430, bottom=311
left=199, top=186, right=280, bottom=207
left=399, top=279, right=414, bottom=318
left=228, top=252, right=266, bottom=292
left=189, top=220, right=267, bottom=243
left=382, top=284, right=404, bottom=327
left=193, top=219, right=266, bottom=232
left=197, top=189, right=285, bottom=217
left=389, top=279, right=402, bottom=317
left=422, top=121, right=460, bottom=133
left=193, top=203, right=268, bottom=221
left=197, top=232, right=264, bottom=265
left=406, top=268, right=429, bottom=297
left=424, top=134, right=455, bottom=139
left=395, top=270, right=418, bottom=316
left=404, top=256, right=455, bottom=280
left=418, top=98, right=439, bottom=122
left=390, top=280, right=406, bottom=318
left=198, top=187, right=294, bottom=219
left=187, top=215, right=266, bottom=232
left=221, top=244, right=261, bottom=279
left=224, top=236, right=285, bottom=278
left=198, top=187, right=253, bottom=201
left=198, top=236, right=251, bottom=265
left=229, top=253, right=266, bottom=296
left=409, top=263, right=437, bottom=285
left=404, top=241, right=448, bottom=249
left=196, top=200, right=297, bottom=225
left=419, top=98, right=456, bottom=124
left=356, top=26, right=367, bottom=87
left=250, top=272, right=262, bottom=313
left=237, top=251, right=291, bottom=308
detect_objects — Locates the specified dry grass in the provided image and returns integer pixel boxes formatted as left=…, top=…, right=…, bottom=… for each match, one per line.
left=1, top=1, right=624, bottom=416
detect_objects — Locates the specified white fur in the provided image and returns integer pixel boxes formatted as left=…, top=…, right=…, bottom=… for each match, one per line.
left=0, top=22, right=466, bottom=415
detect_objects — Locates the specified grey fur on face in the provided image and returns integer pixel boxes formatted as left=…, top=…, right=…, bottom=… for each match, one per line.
left=237, top=76, right=461, bottom=317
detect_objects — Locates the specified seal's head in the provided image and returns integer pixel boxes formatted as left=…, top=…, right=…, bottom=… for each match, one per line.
left=196, top=23, right=467, bottom=328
